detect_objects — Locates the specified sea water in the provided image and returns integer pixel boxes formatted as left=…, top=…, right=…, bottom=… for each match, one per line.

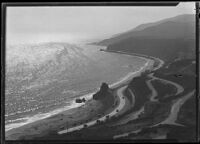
left=5, top=43, right=146, bottom=131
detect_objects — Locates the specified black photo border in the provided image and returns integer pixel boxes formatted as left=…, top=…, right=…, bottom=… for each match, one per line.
left=1, top=1, right=199, bottom=144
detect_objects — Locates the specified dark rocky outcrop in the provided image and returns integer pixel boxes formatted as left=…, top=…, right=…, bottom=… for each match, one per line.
left=93, top=83, right=109, bottom=100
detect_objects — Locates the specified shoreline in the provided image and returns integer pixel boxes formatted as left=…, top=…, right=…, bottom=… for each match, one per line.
left=5, top=60, right=147, bottom=132
left=53, top=51, right=156, bottom=135
left=5, top=48, right=151, bottom=132
left=6, top=95, right=114, bottom=140
left=5, top=49, right=156, bottom=140
left=5, top=91, right=94, bottom=132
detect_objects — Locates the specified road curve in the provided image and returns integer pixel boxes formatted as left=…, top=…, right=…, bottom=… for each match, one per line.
left=151, top=90, right=195, bottom=127
left=113, top=74, right=186, bottom=139
left=58, top=50, right=164, bottom=135
left=58, top=55, right=153, bottom=135
left=113, top=81, right=188, bottom=139
left=58, top=86, right=127, bottom=134
left=111, top=51, right=189, bottom=139
left=146, top=72, right=184, bottom=102
left=113, top=70, right=184, bottom=128
left=148, top=73, right=184, bottom=96
left=109, top=88, right=144, bottom=126
left=146, top=78, right=158, bottom=102
left=114, top=86, right=131, bottom=117
left=109, top=54, right=164, bottom=127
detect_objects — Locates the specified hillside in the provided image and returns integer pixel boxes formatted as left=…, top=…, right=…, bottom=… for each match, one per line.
left=95, top=14, right=195, bottom=62
left=107, top=38, right=194, bottom=62
left=95, top=14, right=195, bottom=46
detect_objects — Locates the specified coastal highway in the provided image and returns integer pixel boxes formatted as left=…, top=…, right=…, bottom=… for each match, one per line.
left=59, top=50, right=182, bottom=137
left=58, top=53, right=153, bottom=135
left=113, top=73, right=186, bottom=139
left=111, top=52, right=190, bottom=139
left=111, top=69, right=184, bottom=127
left=113, top=86, right=130, bottom=117
left=58, top=85, right=127, bottom=134
left=103, top=50, right=164, bottom=71
left=109, top=88, right=144, bottom=126
left=98, top=50, right=192, bottom=140
left=109, top=54, right=164, bottom=127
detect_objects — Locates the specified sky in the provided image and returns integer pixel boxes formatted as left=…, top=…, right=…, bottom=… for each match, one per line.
left=6, top=2, right=195, bottom=45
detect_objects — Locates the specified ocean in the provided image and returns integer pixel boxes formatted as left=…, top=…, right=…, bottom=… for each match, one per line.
left=5, top=43, right=146, bottom=131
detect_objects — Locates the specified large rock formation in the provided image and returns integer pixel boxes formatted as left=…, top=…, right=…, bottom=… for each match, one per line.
left=93, top=83, right=109, bottom=100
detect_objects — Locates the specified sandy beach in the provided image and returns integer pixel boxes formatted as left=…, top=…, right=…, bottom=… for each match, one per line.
left=6, top=95, right=116, bottom=140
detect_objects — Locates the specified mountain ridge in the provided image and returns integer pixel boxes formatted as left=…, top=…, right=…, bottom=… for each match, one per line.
left=94, top=14, right=195, bottom=46
left=94, top=14, right=195, bottom=63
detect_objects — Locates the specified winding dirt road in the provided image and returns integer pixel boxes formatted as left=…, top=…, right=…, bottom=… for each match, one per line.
left=148, top=73, right=184, bottom=96
left=151, top=90, right=195, bottom=127
left=58, top=50, right=191, bottom=139
left=146, top=73, right=184, bottom=102
left=58, top=52, right=153, bottom=135
left=111, top=52, right=193, bottom=140
left=113, top=74, right=188, bottom=139
left=109, top=53, right=165, bottom=127
left=146, top=77, right=158, bottom=102
left=112, top=70, right=185, bottom=129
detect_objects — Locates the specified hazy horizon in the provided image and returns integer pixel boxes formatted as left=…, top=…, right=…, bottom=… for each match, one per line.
left=6, top=2, right=195, bottom=45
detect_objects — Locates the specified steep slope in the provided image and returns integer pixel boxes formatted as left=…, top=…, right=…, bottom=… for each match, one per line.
left=103, top=14, right=195, bottom=62
left=95, top=14, right=195, bottom=46
left=107, top=38, right=194, bottom=62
